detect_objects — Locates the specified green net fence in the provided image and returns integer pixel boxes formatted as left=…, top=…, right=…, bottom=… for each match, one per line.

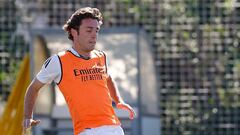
left=0, top=0, right=240, bottom=135
left=0, top=0, right=28, bottom=101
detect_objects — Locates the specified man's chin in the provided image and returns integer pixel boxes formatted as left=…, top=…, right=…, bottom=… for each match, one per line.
left=86, top=47, right=95, bottom=52
left=89, top=45, right=96, bottom=50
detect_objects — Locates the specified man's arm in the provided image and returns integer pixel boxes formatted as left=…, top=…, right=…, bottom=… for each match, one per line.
left=23, top=78, right=45, bottom=132
left=107, top=75, right=123, bottom=104
left=107, top=75, right=136, bottom=119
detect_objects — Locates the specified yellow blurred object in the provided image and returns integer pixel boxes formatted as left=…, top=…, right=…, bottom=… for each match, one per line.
left=0, top=54, right=30, bottom=135
left=25, top=127, right=32, bottom=135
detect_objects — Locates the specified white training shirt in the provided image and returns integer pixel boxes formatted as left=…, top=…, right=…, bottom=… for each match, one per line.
left=36, top=48, right=108, bottom=84
left=36, top=53, right=61, bottom=84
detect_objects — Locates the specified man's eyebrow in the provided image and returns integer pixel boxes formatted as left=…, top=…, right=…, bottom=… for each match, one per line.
left=86, top=26, right=100, bottom=30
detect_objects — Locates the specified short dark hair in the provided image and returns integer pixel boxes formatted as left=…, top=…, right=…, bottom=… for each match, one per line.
left=63, top=7, right=103, bottom=41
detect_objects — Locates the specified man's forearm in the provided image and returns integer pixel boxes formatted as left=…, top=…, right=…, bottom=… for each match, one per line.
left=107, top=76, right=136, bottom=119
left=24, top=86, right=39, bottom=119
left=107, top=76, right=124, bottom=104
left=23, top=78, right=44, bottom=119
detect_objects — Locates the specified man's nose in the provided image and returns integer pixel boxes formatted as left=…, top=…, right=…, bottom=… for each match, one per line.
left=91, top=32, right=97, bottom=38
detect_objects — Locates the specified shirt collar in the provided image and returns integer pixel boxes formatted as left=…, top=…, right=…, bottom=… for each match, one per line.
left=68, top=47, right=91, bottom=60
left=68, top=47, right=80, bottom=57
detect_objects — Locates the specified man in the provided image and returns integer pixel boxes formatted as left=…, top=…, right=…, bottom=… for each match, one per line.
left=23, top=7, right=135, bottom=135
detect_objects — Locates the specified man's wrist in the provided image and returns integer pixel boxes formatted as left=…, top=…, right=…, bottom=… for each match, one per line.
left=116, top=100, right=125, bottom=105
left=24, top=115, right=32, bottom=119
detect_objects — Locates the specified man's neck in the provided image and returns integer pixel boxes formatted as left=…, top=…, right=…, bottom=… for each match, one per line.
left=72, top=46, right=92, bottom=58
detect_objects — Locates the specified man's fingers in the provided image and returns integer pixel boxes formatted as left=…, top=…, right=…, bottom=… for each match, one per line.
left=22, top=119, right=41, bottom=129
left=117, top=103, right=136, bottom=119
left=30, top=119, right=41, bottom=126
left=128, top=108, right=136, bottom=119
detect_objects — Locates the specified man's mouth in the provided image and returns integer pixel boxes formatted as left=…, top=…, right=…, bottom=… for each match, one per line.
left=89, top=41, right=96, bottom=44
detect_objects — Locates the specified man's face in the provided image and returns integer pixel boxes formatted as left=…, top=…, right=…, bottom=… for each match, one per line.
left=74, top=18, right=100, bottom=52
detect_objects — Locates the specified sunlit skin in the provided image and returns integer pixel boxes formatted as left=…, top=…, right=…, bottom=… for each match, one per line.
left=71, top=18, right=100, bottom=58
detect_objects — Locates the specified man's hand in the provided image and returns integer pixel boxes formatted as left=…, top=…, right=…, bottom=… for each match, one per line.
left=116, top=102, right=136, bottom=120
left=22, top=118, right=41, bottom=134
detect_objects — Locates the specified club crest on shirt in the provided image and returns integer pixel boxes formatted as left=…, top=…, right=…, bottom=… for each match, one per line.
left=97, top=62, right=102, bottom=67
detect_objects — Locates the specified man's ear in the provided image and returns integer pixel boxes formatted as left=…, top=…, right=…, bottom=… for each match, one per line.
left=70, top=28, right=78, bottom=37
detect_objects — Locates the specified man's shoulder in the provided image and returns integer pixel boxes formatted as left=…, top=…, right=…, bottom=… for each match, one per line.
left=57, top=50, right=70, bottom=57
left=41, top=54, right=61, bottom=70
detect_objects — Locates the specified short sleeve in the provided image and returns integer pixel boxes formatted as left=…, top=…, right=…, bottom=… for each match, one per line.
left=36, top=55, right=61, bottom=84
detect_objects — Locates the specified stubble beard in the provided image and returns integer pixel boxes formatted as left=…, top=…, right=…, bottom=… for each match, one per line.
left=88, top=43, right=96, bottom=51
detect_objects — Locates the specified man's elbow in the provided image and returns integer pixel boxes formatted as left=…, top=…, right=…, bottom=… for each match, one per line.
left=26, top=78, right=44, bottom=95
